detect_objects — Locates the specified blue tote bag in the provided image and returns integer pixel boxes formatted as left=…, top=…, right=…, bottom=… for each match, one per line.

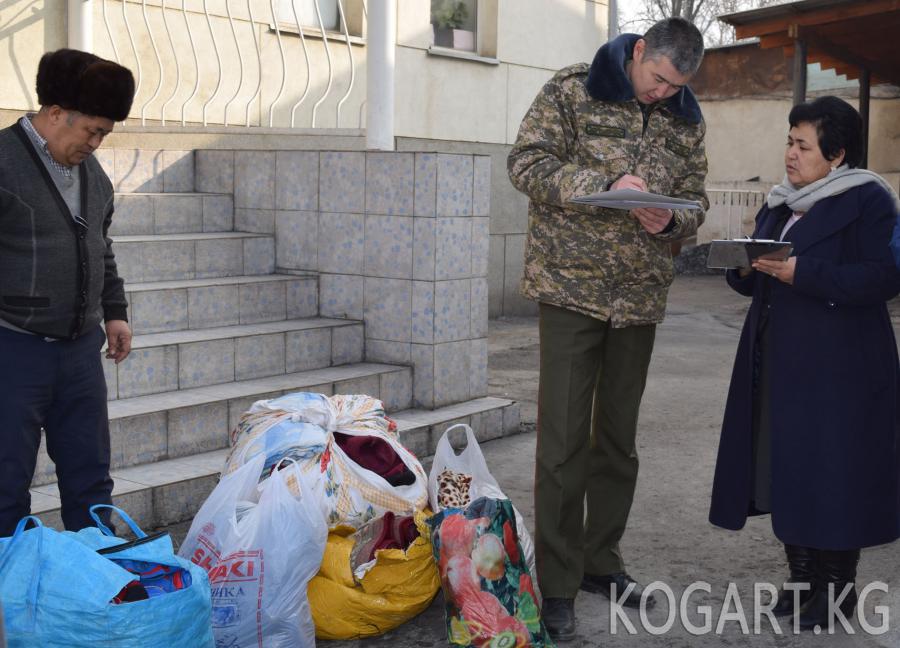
left=0, top=506, right=214, bottom=647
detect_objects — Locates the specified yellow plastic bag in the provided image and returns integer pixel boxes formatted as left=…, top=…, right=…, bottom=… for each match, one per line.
left=308, top=510, right=441, bottom=639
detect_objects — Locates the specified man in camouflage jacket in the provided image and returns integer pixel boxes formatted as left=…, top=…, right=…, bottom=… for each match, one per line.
left=508, top=18, right=708, bottom=639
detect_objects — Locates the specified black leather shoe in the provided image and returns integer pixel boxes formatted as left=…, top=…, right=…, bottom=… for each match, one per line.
left=581, top=572, right=655, bottom=609
left=542, top=597, right=576, bottom=641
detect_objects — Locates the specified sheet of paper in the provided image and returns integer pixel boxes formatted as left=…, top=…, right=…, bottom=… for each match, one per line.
left=570, top=188, right=703, bottom=211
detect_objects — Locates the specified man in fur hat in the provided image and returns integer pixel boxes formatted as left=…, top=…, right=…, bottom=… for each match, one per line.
left=508, top=18, right=708, bottom=640
left=0, top=49, right=135, bottom=536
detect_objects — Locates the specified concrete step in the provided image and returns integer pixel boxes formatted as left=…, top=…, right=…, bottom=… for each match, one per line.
left=105, top=318, right=365, bottom=400
left=109, top=193, right=233, bottom=236
left=125, top=274, right=318, bottom=335
left=32, top=362, right=414, bottom=488
left=112, top=232, right=274, bottom=283
left=31, top=396, right=520, bottom=530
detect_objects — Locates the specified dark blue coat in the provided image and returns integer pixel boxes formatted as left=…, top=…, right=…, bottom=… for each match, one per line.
left=709, top=182, right=900, bottom=550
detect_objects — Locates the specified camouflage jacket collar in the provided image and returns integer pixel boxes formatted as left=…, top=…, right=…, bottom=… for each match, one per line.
left=584, top=33, right=703, bottom=125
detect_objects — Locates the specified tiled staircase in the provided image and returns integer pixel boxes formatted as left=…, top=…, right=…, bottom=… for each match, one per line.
left=30, top=149, right=518, bottom=531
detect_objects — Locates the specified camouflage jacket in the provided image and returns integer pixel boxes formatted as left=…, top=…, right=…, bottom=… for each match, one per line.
left=508, top=33, right=709, bottom=327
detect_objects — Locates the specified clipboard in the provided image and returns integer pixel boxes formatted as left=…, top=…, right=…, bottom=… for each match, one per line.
left=706, top=239, right=793, bottom=269
left=570, top=188, right=704, bottom=211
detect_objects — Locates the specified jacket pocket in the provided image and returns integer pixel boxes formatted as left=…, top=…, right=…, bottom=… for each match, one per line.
left=3, top=295, right=50, bottom=308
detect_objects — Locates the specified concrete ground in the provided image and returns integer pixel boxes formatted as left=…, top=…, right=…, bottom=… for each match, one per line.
left=323, top=276, right=900, bottom=648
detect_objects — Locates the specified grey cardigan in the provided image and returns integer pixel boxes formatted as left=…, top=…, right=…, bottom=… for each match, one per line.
left=0, top=123, right=127, bottom=339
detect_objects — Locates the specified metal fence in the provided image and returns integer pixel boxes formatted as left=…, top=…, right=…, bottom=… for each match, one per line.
left=98, top=0, right=367, bottom=128
left=699, top=189, right=767, bottom=244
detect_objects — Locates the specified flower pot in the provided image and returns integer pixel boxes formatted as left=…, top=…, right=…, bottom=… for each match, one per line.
left=433, top=26, right=454, bottom=48
left=452, top=29, right=475, bottom=52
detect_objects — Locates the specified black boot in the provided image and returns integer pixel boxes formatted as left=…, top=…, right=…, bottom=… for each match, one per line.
left=797, top=549, right=860, bottom=631
left=772, top=544, right=817, bottom=617
left=542, top=598, right=576, bottom=641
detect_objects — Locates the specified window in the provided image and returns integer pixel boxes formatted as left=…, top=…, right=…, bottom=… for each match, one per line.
left=274, top=0, right=365, bottom=40
left=430, top=0, right=477, bottom=52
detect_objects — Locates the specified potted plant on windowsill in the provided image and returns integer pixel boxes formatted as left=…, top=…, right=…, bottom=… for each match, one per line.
left=431, top=0, right=474, bottom=52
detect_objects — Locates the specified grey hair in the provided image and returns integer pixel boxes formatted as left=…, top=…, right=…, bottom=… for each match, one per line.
left=643, top=17, right=705, bottom=76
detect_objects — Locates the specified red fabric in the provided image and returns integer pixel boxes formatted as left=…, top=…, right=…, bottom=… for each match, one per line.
left=365, top=512, right=420, bottom=561
left=333, top=433, right=414, bottom=486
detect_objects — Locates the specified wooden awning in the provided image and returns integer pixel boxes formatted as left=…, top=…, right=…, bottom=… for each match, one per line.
left=720, top=0, right=900, bottom=86
left=720, top=0, right=900, bottom=167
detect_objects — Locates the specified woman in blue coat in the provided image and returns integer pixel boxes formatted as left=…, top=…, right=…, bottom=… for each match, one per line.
left=709, top=96, right=900, bottom=631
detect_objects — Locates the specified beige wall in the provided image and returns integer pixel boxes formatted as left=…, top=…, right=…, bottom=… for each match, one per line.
left=395, top=0, right=608, bottom=145
left=0, top=2, right=66, bottom=113
left=701, top=96, right=900, bottom=185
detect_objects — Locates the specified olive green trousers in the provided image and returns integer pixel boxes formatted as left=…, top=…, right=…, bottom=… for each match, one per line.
left=534, top=303, right=656, bottom=598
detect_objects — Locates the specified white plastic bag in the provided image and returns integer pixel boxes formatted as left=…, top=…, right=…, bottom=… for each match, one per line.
left=427, top=423, right=536, bottom=579
left=226, top=393, right=429, bottom=529
left=179, top=456, right=327, bottom=648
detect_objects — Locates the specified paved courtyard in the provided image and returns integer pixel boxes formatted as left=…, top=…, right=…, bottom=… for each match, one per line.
left=325, top=275, right=900, bottom=648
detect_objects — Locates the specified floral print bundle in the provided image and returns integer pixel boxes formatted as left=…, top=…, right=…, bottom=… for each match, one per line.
left=428, top=497, right=555, bottom=648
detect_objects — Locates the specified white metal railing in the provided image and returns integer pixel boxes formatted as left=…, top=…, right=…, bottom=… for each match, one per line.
left=698, top=189, right=766, bottom=245
left=97, top=0, right=366, bottom=129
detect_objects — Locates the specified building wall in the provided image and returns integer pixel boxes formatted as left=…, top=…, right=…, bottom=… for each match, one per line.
left=395, top=0, right=608, bottom=145
left=701, top=96, right=900, bottom=185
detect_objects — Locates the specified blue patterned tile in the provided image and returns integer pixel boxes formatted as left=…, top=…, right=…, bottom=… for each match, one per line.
left=366, top=340, right=411, bottom=365
left=131, top=289, right=188, bottom=334
left=111, top=413, right=167, bottom=468
left=286, top=279, right=318, bottom=318
left=167, top=403, right=229, bottom=457
left=179, top=340, right=235, bottom=388
left=93, top=149, right=115, bottom=185
left=239, top=282, right=286, bottom=324
left=436, top=154, right=473, bottom=216
left=319, top=274, right=364, bottom=319
left=117, top=346, right=179, bottom=398
left=435, top=218, right=472, bottom=280
left=413, top=217, right=436, bottom=281
left=142, top=240, right=195, bottom=281
left=275, top=211, right=318, bottom=270
left=285, top=328, right=331, bottom=372
left=188, top=285, right=240, bottom=329
left=235, top=334, right=285, bottom=380
left=434, top=279, right=470, bottom=343
left=363, top=278, right=411, bottom=342
left=235, top=151, right=275, bottom=209
left=410, top=344, right=434, bottom=409
left=320, top=152, right=365, bottom=213
left=470, top=338, right=488, bottom=398
left=163, top=150, right=195, bottom=192
left=471, top=217, right=490, bottom=277
left=414, top=153, right=437, bottom=217
left=380, top=370, right=412, bottom=412
left=319, top=212, right=364, bottom=274
left=276, top=151, right=318, bottom=210
left=203, top=195, right=234, bottom=232
left=332, top=324, right=364, bottom=365
left=473, top=155, right=491, bottom=216
left=153, top=195, right=202, bottom=234
left=364, top=215, right=413, bottom=279
left=243, top=237, right=276, bottom=275
left=471, top=277, right=489, bottom=338
left=434, top=340, right=470, bottom=406
left=366, top=152, right=414, bottom=215
left=195, top=238, right=242, bottom=279
left=115, top=149, right=163, bottom=192
left=109, top=195, right=153, bottom=235
left=234, top=208, right=275, bottom=234
left=195, top=150, right=234, bottom=193
left=411, top=281, right=434, bottom=344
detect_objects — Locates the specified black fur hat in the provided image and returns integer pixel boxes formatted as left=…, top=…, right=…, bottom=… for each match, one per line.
left=36, top=49, right=135, bottom=121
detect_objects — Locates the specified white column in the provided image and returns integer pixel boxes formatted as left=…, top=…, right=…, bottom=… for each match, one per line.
left=67, top=0, right=94, bottom=52
left=608, top=0, right=618, bottom=39
left=366, top=0, right=395, bottom=151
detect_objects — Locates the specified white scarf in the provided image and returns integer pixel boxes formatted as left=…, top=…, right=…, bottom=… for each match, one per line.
left=767, top=165, right=900, bottom=214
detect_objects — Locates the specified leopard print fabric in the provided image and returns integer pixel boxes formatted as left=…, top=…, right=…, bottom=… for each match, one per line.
left=437, top=469, right=473, bottom=509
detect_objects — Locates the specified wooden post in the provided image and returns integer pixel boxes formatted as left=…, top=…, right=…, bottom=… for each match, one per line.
left=792, top=36, right=808, bottom=105
left=859, top=67, right=871, bottom=169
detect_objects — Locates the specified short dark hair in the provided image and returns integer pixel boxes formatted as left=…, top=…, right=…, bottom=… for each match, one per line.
left=788, top=96, right=863, bottom=168
left=36, top=49, right=135, bottom=122
left=643, top=17, right=705, bottom=76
